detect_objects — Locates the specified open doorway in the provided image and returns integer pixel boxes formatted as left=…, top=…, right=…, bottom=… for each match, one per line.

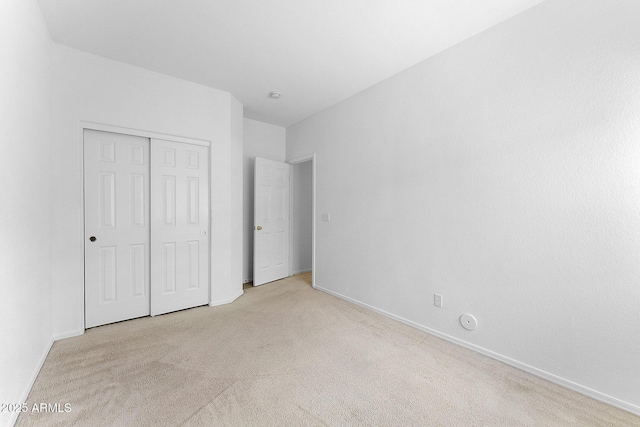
left=288, top=154, right=316, bottom=288
left=249, top=154, right=316, bottom=288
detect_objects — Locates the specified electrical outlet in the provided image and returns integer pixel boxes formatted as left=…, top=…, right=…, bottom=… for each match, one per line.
left=434, top=294, right=443, bottom=308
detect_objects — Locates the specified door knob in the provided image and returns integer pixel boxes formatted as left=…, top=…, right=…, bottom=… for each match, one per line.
left=89, top=236, right=97, bottom=242
left=256, top=226, right=262, bottom=230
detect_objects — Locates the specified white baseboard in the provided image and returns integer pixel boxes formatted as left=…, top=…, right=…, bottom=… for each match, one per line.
left=7, top=339, right=54, bottom=427
left=210, top=289, right=244, bottom=307
left=53, top=329, right=84, bottom=341
left=314, top=285, right=640, bottom=417
left=244, top=271, right=310, bottom=284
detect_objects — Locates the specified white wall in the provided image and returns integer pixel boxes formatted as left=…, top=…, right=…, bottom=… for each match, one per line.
left=51, top=44, right=243, bottom=338
left=0, top=1, right=53, bottom=426
left=291, top=161, right=313, bottom=274
left=229, top=98, right=244, bottom=301
left=242, top=118, right=286, bottom=282
left=287, top=0, right=640, bottom=414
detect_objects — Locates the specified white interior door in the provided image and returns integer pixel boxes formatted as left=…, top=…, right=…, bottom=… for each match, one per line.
left=84, top=130, right=150, bottom=328
left=150, top=139, right=210, bottom=315
left=253, top=157, right=290, bottom=286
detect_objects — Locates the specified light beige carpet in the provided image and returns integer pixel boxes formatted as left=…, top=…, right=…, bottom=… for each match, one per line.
left=17, top=273, right=639, bottom=426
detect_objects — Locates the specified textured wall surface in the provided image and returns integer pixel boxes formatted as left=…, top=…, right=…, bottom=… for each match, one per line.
left=287, top=0, right=640, bottom=412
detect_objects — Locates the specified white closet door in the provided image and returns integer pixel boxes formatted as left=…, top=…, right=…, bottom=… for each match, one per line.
left=150, top=139, right=210, bottom=316
left=84, top=130, right=150, bottom=328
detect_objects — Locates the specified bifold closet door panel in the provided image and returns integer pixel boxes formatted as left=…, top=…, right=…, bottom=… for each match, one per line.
left=150, top=139, right=210, bottom=316
left=84, top=130, right=151, bottom=328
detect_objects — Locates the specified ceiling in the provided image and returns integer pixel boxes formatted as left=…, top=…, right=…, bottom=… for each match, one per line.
left=37, top=0, right=546, bottom=127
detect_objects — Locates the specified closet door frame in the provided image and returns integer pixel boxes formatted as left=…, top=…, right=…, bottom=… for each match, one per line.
left=80, top=122, right=211, bottom=330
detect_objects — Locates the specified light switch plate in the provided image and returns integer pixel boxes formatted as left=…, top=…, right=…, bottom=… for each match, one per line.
left=434, top=294, right=442, bottom=307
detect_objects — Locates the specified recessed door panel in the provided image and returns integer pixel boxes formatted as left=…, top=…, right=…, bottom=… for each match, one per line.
left=131, top=174, right=146, bottom=227
left=131, top=244, right=146, bottom=297
left=163, top=242, right=177, bottom=294
left=258, top=233, right=271, bottom=270
left=187, top=177, right=199, bottom=225
left=131, top=145, right=145, bottom=165
left=100, top=246, right=117, bottom=302
left=163, top=175, right=176, bottom=226
left=100, top=172, right=116, bottom=229
left=274, top=231, right=285, bottom=266
left=273, top=187, right=284, bottom=220
left=163, top=148, right=176, bottom=167
left=261, top=185, right=270, bottom=221
left=188, top=240, right=199, bottom=289
left=100, top=141, right=115, bottom=162
left=187, top=151, right=199, bottom=169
